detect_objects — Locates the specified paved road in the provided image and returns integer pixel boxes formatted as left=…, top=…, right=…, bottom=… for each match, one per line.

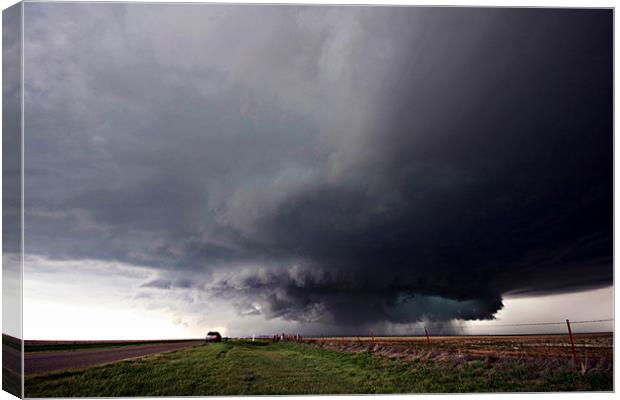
left=25, top=341, right=202, bottom=375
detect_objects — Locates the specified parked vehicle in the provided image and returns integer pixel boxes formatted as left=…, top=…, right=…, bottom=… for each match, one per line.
left=205, top=331, right=222, bottom=343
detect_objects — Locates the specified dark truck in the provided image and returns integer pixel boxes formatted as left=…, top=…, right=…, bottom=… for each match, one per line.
left=205, top=331, right=222, bottom=343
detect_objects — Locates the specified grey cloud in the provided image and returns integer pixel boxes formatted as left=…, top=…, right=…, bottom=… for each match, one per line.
left=207, top=265, right=504, bottom=327
left=22, top=4, right=612, bottom=331
left=141, top=279, right=173, bottom=290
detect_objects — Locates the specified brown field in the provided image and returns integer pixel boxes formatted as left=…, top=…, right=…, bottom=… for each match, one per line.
left=304, top=333, right=612, bottom=366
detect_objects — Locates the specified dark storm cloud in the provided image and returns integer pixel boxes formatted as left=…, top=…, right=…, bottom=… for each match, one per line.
left=22, top=5, right=612, bottom=329
left=208, top=265, right=504, bottom=325
left=3, top=3, right=22, bottom=255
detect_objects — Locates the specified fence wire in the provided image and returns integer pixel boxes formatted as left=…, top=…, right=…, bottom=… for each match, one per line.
left=299, top=318, right=614, bottom=338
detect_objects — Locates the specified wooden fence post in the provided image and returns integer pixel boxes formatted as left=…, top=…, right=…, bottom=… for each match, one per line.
left=566, top=319, right=579, bottom=367
left=424, top=326, right=432, bottom=352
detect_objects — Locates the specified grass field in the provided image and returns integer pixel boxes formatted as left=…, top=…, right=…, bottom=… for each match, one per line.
left=25, top=339, right=612, bottom=397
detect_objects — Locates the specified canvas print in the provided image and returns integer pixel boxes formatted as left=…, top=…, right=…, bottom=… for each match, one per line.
left=2, top=1, right=614, bottom=397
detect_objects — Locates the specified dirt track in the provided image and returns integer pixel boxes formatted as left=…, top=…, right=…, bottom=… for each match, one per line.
left=25, top=341, right=202, bottom=375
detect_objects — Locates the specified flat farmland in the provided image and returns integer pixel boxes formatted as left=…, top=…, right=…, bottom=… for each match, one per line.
left=306, top=333, right=612, bottom=362
left=24, top=334, right=612, bottom=397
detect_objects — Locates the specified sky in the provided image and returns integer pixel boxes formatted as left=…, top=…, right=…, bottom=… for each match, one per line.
left=6, top=3, right=613, bottom=339
left=3, top=3, right=23, bottom=340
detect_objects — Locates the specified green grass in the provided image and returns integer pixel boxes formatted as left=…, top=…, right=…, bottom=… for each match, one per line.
left=25, top=341, right=612, bottom=397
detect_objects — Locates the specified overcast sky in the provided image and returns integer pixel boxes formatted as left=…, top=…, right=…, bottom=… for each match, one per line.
left=11, top=3, right=613, bottom=339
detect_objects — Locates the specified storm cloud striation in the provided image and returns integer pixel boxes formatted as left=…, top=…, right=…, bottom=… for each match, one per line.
left=23, top=5, right=612, bottom=332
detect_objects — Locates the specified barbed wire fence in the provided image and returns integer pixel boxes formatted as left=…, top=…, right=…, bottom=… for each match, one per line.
left=267, top=318, right=613, bottom=368
left=299, top=318, right=614, bottom=337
